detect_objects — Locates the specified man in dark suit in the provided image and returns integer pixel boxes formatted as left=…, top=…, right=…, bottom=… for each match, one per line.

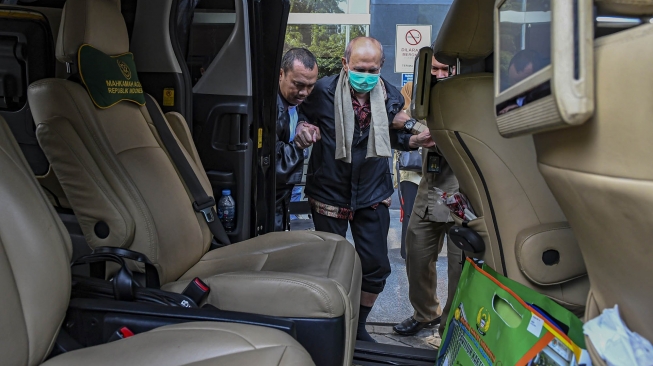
left=275, top=48, right=321, bottom=231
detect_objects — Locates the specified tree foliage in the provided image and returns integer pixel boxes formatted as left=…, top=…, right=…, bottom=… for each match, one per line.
left=284, top=0, right=367, bottom=78
left=289, top=0, right=343, bottom=13
left=284, top=24, right=367, bottom=78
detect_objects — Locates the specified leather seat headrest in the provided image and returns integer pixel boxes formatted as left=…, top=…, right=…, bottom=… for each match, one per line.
left=596, top=0, right=653, bottom=16
left=56, top=0, right=128, bottom=64
left=432, top=0, right=494, bottom=66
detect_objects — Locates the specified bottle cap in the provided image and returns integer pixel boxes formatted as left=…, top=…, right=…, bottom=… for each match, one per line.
left=222, top=189, right=231, bottom=196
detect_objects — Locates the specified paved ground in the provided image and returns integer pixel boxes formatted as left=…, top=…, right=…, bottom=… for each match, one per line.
left=291, top=190, right=450, bottom=350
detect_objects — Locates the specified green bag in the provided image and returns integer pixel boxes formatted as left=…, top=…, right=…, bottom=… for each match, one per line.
left=437, top=259, right=586, bottom=366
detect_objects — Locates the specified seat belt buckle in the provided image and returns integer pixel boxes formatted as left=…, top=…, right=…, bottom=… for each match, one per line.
left=193, top=198, right=216, bottom=223
left=182, top=277, right=210, bottom=305
left=200, top=207, right=214, bottom=223
left=108, top=326, right=135, bottom=342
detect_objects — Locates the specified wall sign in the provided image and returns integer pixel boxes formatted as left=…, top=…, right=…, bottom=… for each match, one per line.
left=395, top=24, right=432, bottom=73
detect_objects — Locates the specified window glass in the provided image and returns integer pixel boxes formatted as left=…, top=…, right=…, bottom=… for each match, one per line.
left=180, top=0, right=236, bottom=86
left=290, top=0, right=343, bottom=13
left=348, top=0, right=369, bottom=14
left=285, top=24, right=368, bottom=78
left=498, top=0, right=551, bottom=91
left=289, top=0, right=369, bottom=14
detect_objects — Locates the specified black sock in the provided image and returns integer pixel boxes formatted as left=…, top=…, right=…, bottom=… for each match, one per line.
left=357, top=305, right=376, bottom=342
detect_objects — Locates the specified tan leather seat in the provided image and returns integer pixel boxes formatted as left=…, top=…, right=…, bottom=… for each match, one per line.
left=426, top=0, right=589, bottom=312
left=532, top=1, right=653, bottom=361
left=0, top=118, right=314, bottom=366
left=27, top=0, right=360, bottom=363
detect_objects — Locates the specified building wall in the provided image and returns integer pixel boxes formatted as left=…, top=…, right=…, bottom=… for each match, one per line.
left=370, top=0, right=453, bottom=88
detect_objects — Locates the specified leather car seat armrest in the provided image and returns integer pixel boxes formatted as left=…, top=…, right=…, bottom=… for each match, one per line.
left=515, top=223, right=587, bottom=286
left=66, top=297, right=298, bottom=342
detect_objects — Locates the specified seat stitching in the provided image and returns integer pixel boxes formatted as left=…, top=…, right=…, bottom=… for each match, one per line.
left=277, top=345, right=288, bottom=366
left=46, top=125, right=132, bottom=248
left=147, top=326, right=303, bottom=352
left=0, top=139, right=73, bottom=363
left=213, top=274, right=335, bottom=316
left=0, top=229, right=30, bottom=364
left=518, top=225, right=572, bottom=245
left=539, top=160, right=653, bottom=182
left=30, top=80, right=158, bottom=262
left=180, top=346, right=295, bottom=366
left=0, top=128, right=75, bottom=254
left=199, top=240, right=333, bottom=262
left=1, top=130, right=73, bottom=261
left=66, top=80, right=157, bottom=258
left=148, top=327, right=258, bottom=348
left=456, top=131, right=542, bottom=223
left=251, top=241, right=309, bottom=255
left=114, top=144, right=161, bottom=155
left=140, top=103, right=208, bottom=260
left=325, top=242, right=338, bottom=280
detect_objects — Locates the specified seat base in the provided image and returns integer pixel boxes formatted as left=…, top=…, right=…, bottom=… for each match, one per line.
left=43, top=322, right=313, bottom=366
left=162, top=231, right=362, bottom=366
left=63, top=298, right=345, bottom=366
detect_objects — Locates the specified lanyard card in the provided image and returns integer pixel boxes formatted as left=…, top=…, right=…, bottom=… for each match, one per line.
left=426, top=151, right=441, bottom=174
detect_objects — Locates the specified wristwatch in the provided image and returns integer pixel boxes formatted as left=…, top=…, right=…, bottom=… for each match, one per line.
left=403, top=118, right=417, bottom=133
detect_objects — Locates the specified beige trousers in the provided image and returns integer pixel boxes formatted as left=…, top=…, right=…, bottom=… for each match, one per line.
left=405, top=210, right=463, bottom=335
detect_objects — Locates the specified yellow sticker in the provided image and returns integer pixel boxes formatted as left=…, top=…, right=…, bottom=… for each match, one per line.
left=162, top=88, right=175, bottom=106
left=257, top=128, right=263, bottom=148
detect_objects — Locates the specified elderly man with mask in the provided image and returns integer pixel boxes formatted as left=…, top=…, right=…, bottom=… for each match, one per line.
left=298, top=37, right=435, bottom=342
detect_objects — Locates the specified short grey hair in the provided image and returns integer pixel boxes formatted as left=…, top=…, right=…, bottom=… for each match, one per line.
left=344, top=37, right=385, bottom=66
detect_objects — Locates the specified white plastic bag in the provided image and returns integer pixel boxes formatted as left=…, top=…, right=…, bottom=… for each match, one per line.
left=583, top=305, right=653, bottom=366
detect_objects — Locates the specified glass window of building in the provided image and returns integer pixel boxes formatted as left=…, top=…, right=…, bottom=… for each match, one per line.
left=284, top=0, right=371, bottom=78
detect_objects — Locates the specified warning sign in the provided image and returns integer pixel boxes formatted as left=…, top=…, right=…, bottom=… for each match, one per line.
left=162, top=88, right=175, bottom=107
left=395, top=25, right=432, bottom=73
left=405, top=29, right=422, bottom=45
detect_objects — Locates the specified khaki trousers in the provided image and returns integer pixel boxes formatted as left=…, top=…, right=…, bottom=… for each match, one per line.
left=405, top=210, right=463, bottom=335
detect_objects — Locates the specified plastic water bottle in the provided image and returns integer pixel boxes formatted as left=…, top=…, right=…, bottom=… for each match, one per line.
left=217, top=189, right=235, bottom=232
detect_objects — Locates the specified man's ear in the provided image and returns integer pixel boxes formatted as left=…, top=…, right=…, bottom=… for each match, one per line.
left=341, top=57, right=348, bottom=70
left=279, top=68, right=284, bottom=80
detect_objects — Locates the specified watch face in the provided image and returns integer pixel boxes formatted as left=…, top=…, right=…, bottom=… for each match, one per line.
left=405, top=120, right=415, bottom=130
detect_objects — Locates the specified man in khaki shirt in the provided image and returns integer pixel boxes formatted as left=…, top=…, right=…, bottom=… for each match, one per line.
left=393, top=56, right=463, bottom=337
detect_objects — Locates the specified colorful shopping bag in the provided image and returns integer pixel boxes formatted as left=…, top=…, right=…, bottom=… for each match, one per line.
left=437, top=258, right=586, bottom=366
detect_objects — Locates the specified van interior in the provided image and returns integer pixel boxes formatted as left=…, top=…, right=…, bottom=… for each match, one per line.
left=0, top=0, right=650, bottom=365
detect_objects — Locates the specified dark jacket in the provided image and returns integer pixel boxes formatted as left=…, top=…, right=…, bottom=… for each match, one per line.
left=302, top=74, right=414, bottom=212
left=275, top=93, right=305, bottom=230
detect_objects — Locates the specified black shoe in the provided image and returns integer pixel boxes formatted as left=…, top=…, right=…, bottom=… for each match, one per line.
left=393, top=316, right=441, bottom=336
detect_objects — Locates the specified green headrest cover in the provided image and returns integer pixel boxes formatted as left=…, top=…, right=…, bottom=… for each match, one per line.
left=78, top=44, right=145, bottom=109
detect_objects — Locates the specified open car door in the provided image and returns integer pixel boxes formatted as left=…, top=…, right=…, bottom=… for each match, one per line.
left=180, top=0, right=289, bottom=241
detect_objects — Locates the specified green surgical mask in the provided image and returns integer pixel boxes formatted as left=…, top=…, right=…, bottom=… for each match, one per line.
left=348, top=70, right=380, bottom=93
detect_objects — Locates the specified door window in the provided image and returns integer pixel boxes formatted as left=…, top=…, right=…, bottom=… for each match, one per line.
left=179, top=0, right=237, bottom=86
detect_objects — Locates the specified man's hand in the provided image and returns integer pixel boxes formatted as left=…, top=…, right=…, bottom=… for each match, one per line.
left=294, top=122, right=321, bottom=149
left=409, top=129, right=435, bottom=148
left=391, top=110, right=411, bottom=130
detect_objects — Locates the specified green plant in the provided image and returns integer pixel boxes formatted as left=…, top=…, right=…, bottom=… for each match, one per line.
left=284, top=24, right=367, bottom=78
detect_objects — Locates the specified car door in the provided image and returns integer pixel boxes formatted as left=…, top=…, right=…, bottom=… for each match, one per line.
left=180, top=0, right=289, bottom=242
